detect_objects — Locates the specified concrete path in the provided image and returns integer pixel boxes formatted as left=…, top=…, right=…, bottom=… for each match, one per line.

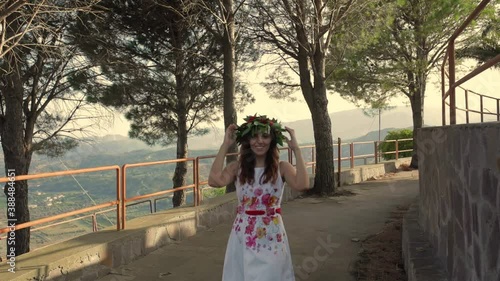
left=97, top=171, right=419, bottom=281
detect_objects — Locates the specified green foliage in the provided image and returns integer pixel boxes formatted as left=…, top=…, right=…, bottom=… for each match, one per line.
left=236, top=115, right=287, bottom=146
left=35, top=137, right=79, bottom=158
left=0, top=1, right=107, bottom=157
left=72, top=0, right=254, bottom=147
left=379, top=129, right=413, bottom=160
left=326, top=0, right=479, bottom=102
left=457, top=7, right=500, bottom=68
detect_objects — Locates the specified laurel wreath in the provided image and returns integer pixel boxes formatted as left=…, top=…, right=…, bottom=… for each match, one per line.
left=235, top=115, right=286, bottom=146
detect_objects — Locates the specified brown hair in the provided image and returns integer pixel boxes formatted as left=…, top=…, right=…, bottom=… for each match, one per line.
left=238, top=128, right=280, bottom=185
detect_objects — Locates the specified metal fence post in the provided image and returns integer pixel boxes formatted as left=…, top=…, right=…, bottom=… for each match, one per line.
left=395, top=140, right=399, bottom=160
left=337, top=138, right=341, bottom=187
left=350, top=143, right=354, bottom=168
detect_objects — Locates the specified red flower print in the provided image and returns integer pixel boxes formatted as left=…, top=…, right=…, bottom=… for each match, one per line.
left=248, top=217, right=257, bottom=225
left=254, top=188, right=263, bottom=197
left=261, top=194, right=271, bottom=206
left=245, top=224, right=254, bottom=235
left=262, top=216, right=271, bottom=225
left=246, top=235, right=257, bottom=248
left=249, top=197, right=259, bottom=209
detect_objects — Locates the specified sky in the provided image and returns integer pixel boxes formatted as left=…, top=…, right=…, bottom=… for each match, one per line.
left=96, top=59, right=500, bottom=137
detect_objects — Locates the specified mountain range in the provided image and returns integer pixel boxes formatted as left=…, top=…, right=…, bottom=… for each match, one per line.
left=187, top=105, right=443, bottom=149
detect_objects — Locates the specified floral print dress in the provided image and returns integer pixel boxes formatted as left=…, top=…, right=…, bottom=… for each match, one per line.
left=222, top=166, right=295, bottom=281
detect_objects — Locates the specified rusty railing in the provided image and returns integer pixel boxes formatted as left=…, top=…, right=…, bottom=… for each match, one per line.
left=0, top=137, right=412, bottom=255
left=441, top=0, right=500, bottom=125
left=0, top=165, right=121, bottom=235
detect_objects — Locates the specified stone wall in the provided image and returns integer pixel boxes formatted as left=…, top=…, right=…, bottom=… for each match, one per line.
left=417, top=122, right=500, bottom=281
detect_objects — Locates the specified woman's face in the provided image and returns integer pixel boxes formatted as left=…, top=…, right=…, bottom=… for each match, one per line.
left=249, top=133, right=272, bottom=157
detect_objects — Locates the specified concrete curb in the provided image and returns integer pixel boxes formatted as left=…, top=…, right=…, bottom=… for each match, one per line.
left=338, top=158, right=411, bottom=185
left=402, top=203, right=449, bottom=281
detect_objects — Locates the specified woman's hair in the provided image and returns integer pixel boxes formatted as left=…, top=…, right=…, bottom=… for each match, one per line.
left=238, top=128, right=280, bottom=185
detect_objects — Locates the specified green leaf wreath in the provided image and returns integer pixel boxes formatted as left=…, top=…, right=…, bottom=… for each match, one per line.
left=235, top=114, right=287, bottom=146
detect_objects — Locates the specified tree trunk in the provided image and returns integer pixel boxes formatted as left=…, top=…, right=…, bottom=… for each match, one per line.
left=171, top=13, right=189, bottom=207
left=172, top=111, right=188, bottom=207
left=310, top=89, right=335, bottom=195
left=409, top=75, right=425, bottom=169
left=222, top=0, right=237, bottom=193
left=294, top=7, right=335, bottom=195
left=1, top=51, right=32, bottom=256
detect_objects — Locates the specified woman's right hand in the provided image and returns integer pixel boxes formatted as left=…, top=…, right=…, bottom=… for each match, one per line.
left=223, top=124, right=238, bottom=146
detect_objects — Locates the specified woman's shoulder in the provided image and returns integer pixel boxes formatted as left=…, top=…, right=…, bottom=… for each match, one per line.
left=279, top=160, right=292, bottom=169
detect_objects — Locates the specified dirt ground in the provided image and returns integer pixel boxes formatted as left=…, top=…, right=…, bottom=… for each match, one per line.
left=352, top=204, right=409, bottom=281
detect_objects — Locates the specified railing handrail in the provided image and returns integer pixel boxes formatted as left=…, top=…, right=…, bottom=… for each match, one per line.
left=0, top=165, right=121, bottom=235
left=443, top=67, right=500, bottom=102
left=441, top=0, right=499, bottom=125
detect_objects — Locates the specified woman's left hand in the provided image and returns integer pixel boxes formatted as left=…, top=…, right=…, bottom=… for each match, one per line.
left=284, top=126, right=299, bottom=151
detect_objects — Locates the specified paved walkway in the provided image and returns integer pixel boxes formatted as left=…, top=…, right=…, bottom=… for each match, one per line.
left=98, top=171, right=419, bottom=281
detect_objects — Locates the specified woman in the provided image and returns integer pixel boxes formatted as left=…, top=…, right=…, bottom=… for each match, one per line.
left=208, top=115, right=310, bottom=281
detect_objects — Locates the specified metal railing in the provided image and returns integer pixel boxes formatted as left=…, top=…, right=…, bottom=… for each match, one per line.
left=0, top=166, right=121, bottom=239
left=441, top=0, right=500, bottom=125
left=0, top=137, right=412, bottom=256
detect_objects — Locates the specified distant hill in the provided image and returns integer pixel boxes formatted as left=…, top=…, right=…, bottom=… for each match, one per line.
left=188, top=105, right=442, bottom=149
left=67, top=134, right=165, bottom=156
left=344, top=127, right=410, bottom=143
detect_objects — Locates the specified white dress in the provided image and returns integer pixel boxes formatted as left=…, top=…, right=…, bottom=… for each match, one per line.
left=222, top=166, right=295, bottom=281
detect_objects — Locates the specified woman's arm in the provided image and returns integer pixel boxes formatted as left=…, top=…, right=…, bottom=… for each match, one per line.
left=281, top=127, right=310, bottom=191
left=208, top=124, right=238, bottom=187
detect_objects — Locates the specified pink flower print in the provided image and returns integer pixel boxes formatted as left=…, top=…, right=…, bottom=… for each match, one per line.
left=242, top=195, right=250, bottom=205
left=276, top=233, right=282, bottom=242
left=266, top=208, right=276, bottom=216
left=256, top=227, right=267, bottom=239
left=254, top=187, right=263, bottom=197
left=246, top=235, right=257, bottom=248
left=249, top=197, right=259, bottom=209
left=261, top=193, right=271, bottom=206
left=248, top=217, right=257, bottom=226
left=267, top=235, right=274, bottom=241
left=236, top=205, right=244, bottom=214
left=262, top=216, right=271, bottom=225
left=245, top=224, right=254, bottom=235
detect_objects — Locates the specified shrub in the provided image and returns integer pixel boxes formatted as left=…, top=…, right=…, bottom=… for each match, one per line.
left=379, top=129, right=413, bottom=160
